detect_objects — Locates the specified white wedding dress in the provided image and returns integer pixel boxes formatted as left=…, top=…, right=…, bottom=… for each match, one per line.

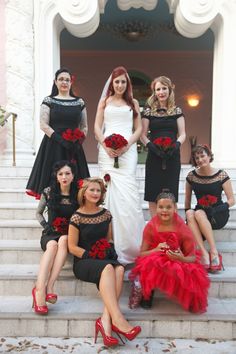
left=98, top=105, right=145, bottom=265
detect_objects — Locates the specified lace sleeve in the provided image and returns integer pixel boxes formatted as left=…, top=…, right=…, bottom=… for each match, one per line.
left=79, top=108, right=88, bottom=136
left=40, top=104, right=54, bottom=137
left=142, top=106, right=151, bottom=119
left=69, top=213, right=80, bottom=229
left=36, top=193, right=47, bottom=226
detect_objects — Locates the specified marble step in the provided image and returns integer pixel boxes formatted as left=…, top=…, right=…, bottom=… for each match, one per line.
left=0, top=264, right=235, bottom=299
left=0, top=219, right=236, bottom=241
left=0, top=239, right=236, bottom=266
left=0, top=295, right=235, bottom=339
left=1, top=202, right=236, bottom=224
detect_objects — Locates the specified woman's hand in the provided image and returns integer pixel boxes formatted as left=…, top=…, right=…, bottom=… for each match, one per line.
left=115, top=145, right=129, bottom=156
left=103, top=145, right=119, bottom=158
left=155, top=242, right=169, bottom=252
left=166, top=248, right=184, bottom=261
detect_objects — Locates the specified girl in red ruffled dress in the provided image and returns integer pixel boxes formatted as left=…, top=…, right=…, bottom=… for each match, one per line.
left=129, top=191, right=210, bottom=313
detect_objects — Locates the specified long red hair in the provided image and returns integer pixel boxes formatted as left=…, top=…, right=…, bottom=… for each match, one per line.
left=105, top=66, right=138, bottom=118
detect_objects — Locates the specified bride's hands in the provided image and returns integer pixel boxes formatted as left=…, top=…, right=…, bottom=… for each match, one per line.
left=115, top=145, right=129, bottom=156
left=103, top=145, right=119, bottom=158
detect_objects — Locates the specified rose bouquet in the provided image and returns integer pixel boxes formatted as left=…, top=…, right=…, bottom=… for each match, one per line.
left=62, top=128, right=85, bottom=144
left=198, top=194, right=217, bottom=208
left=153, top=137, right=176, bottom=170
left=87, top=238, right=118, bottom=260
left=52, top=217, right=69, bottom=234
left=104, top=133, right=128, bottom=168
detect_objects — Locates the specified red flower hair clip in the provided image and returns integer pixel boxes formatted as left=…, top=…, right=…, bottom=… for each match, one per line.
left=77, top=179, right=84, bottom=189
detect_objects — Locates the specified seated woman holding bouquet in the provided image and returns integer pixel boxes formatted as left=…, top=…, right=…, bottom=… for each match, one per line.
left=68, top=177, right=141, bottom=347
left=32, top=160, right=78, bottom=314
left=128, top=190, right=210, bottom=313
left=185, top=144, right=235, bottom=272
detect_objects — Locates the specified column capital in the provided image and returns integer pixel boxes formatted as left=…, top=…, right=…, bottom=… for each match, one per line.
left=174, top=0, right=221, bottom=38
left=117, top=0, right=158, bottom=11
left=55, top=0, right=100, bottom=37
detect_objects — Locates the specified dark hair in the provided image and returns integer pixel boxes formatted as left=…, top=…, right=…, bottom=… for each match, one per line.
left=50, top=67, right=76, bottom=97
left=48, top=160, right=78, bottom=210
left=191, top=144, right=214, bottom=166
left=105, top=66, right=138, bottom=118
left=156, top=189, right=176, bottom=204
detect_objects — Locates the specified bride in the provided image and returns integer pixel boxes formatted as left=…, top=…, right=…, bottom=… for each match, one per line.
left=94, top=66, right=145, bottom=265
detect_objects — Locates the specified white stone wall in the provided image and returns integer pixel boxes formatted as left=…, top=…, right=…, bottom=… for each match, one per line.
left=5, top=0, right=35, bottom=155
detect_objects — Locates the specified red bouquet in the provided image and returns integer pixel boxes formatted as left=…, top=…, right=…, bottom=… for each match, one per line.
left=165, top=232, right=179, bottom=251
left=198, top=194, right=217, bottom=208
left=52, top=217, right=69, bottom=234
left=104, top=134, right=128, bottom=168
left=89, top=238, right=112, bottom=259
left=153, top=137, right=176, bottom=170
left=62, top=128, right=85, bottom=144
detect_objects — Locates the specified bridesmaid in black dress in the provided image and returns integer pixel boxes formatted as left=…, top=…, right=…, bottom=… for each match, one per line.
left=32, top=160, right=78, bottom=315
left=68, top=177, right=141, bottom=347
left=185, top=144, right=235, bottom=272
left=26, top=67, right=90, bottom=199
left=141, top=76, right=186, bottom=217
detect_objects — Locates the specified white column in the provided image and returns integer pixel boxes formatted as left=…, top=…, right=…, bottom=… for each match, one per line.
left=211, top=1, right=236, bottom=167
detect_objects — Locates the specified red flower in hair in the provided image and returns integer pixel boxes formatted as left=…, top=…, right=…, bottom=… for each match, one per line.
left=77, top=179, right=84, bottom=189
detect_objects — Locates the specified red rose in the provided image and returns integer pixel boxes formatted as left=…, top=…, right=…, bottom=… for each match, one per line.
left=77, top=179, right=84, bottom=189
left=104, top=174, right=111, bottom=182
left=198, top=194, right=217, bottom=208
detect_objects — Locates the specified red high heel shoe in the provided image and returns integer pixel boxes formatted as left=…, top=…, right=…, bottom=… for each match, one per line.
left=46, top=293, right=58, bottom=304
left=210, top=253, right=224, bottom=272
left=111, top=324, right=141, bottom=341
left=94, top=318, right=119, bottom=347
left=32, top=287, right=48, bottom=315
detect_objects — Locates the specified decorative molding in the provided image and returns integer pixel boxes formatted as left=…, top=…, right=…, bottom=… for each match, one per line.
left=55, top=0, right=100, bottom=37
left=174, top=0, right=220, bottom=38
left=117, top=0, right=158, bottom=11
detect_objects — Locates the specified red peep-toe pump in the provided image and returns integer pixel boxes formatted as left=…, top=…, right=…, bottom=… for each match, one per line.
left=94, top=318, right=119, bottom=347
left=32, top=287, right=48, bottom=315
left=111, top=324, right=141, bottom=341
left=210, top=253, right=224, bottom=272
left=46, top=293, right=58, bottom=304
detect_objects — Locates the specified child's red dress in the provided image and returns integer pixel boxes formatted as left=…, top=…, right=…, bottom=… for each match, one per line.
left=130, top=213, right=210, bottom=313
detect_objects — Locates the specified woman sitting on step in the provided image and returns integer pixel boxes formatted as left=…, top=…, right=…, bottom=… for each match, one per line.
left=185, top=144, right=235, bottom=272
left=68, top=177, right=141, bottom=347
left=128, top=190, right=210, bottom=313
left=32, top=160, right=78, bottom=314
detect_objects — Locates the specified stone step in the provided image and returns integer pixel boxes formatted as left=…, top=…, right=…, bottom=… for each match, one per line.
left=1, top=201, right=236, bottom=224
left=0, top=239, right=236, bottom=266
left=0, top=219, right=236, bottom=241
left=0, top=295, right=235, bottom=339
left=0, top=264, right=235, bottom=299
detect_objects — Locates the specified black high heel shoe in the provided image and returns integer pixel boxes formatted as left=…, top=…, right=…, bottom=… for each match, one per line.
left=94, top=318, right=119, bottom=347
left=140, top=290, right=154, bottom=309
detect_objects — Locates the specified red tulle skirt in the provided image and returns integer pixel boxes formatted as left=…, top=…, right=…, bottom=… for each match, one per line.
left=130, top=252, right=210, bottom=313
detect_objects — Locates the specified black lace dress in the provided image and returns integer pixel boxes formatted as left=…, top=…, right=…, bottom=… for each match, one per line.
left=69, top=208, right=122, bottom=288
left=142, top=106, right=184, bottom=202
left=26, top=96, right=90, bottom=199
left=186, top=169, right=230, bottom=229
left=36, top=187, right=78, bottom=251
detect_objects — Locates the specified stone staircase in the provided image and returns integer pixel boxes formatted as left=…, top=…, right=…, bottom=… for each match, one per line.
left=0, top=163, right=236, bottom=339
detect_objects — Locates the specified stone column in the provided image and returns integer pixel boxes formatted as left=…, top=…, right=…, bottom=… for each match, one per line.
left=4, top=0, right=35, bottom=163
left=211, top=0, right=236, bottom=167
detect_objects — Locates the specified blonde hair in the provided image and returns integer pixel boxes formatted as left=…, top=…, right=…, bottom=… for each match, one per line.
left=77, top=177, right=106, bottom=206
left=147, top=76, right=176, bottom=115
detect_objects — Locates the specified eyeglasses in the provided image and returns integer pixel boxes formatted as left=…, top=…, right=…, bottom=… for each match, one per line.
left=57, top=78, right=71, bottom=83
